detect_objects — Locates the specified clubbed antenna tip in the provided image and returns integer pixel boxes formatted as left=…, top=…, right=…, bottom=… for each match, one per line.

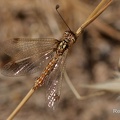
left=55, top=4, right=71, bottom=31
left=56, top=5, right=60, bottom=10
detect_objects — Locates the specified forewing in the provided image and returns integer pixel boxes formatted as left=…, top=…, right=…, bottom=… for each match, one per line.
left=45, top=50, right=68, bottom=109
left=2, top=38, right=58, bottom=61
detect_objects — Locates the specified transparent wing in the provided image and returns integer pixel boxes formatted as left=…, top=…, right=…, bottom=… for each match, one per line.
left=2, top=38, right=58, bottom=61
left=45, top=50, right=68, bottom=109
left=1, top=38, right=59, bottom=76
left=1, top=50, right=54, bottom=76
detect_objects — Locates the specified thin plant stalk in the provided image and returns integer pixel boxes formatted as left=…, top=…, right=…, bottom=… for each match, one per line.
left=7, top=89, right=35, bottom=120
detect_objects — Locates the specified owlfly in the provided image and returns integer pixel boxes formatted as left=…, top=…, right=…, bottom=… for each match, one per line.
left=1, top=0, right=112, bottom=120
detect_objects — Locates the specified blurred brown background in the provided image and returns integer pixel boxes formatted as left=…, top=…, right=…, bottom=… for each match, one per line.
left=0, top=0, right=120, bottom=120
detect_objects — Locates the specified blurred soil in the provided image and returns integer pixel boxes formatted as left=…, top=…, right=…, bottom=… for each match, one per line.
left=0, top=0, right=120, bottom=120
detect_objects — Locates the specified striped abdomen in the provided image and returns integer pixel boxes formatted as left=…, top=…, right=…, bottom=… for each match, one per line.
left=33, top=55, right=58, bottom=90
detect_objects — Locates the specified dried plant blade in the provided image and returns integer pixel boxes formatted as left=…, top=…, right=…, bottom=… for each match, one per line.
left=64, top=70, right=105, bottom=100
left=7, top=89, right=35, bottom=120
left=64, top=70, right=81, bottom=99
left=76, top=0, right=112, bottom=37
left=87, top=0, right=112, bottom=20
left=80, top=79, right=120, bottom=93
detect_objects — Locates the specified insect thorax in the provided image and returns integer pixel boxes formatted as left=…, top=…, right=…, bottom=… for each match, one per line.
left=56, top=31, right=77, bottom=55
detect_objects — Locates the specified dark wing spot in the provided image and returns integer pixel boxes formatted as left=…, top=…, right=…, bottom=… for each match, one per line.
left=15, top=11, right=27, bottom=20
left=13, top=38, right=20, bottom=43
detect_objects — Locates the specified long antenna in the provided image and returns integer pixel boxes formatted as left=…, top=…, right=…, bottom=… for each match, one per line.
left=56, top=5, right=72, bottom=31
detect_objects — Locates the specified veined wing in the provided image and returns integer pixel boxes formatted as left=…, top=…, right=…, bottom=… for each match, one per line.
left=1, top=50, right=54, bottom=76
left=3, top=38, right=58, bottom=61
left=1, top=38, right=59, bottom=76
left=45, top=50, right=68, bottom=109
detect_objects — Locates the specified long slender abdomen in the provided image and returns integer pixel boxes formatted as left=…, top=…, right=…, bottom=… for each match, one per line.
left=33, top=55, right=58, bottom=90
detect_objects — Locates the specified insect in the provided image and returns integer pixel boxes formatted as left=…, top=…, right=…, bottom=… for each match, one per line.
left=2, top=0, right=112, bottom=120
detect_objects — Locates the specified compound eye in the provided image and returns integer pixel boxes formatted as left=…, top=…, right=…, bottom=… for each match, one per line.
left=65, top=31, right=68, bottom=35
left=65, top=31, right=69, bottom=35
left=63, top=32, right=68, bottom=37
left=72, top=38, right=75, bottom=42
